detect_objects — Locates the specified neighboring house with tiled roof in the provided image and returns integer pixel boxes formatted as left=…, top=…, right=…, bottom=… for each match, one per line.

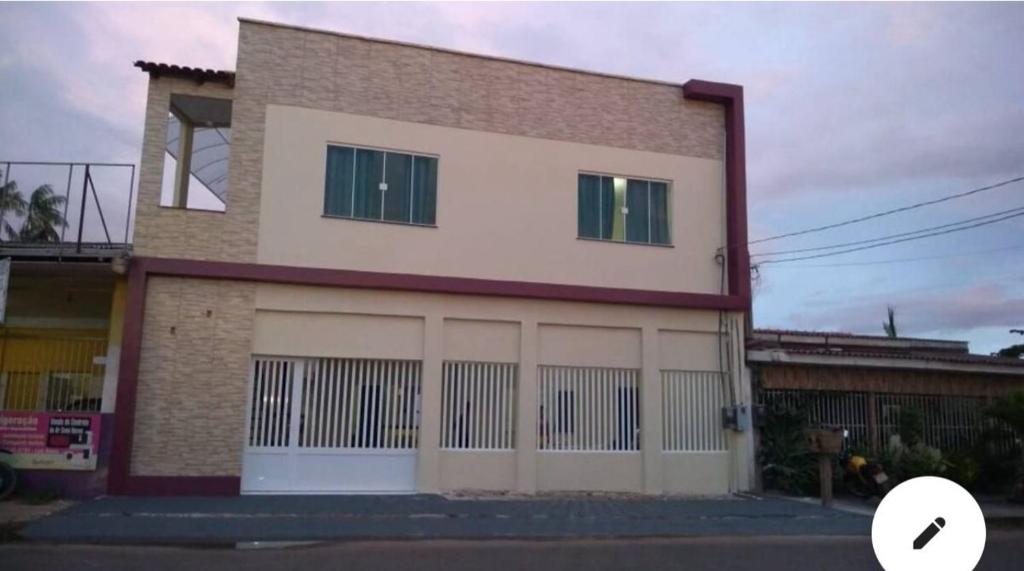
left=749, top=329, right=1024, bottom=377
left=747, top=328, right=1024, bottom=454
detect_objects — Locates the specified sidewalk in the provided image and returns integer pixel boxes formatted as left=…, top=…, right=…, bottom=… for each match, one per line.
left=19, top=494, right=871, bottom=545
left=0, top=499, right=75, bottom=542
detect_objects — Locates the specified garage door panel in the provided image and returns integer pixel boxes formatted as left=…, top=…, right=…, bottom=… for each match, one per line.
left=240, top=451, right=292, bottom=493
left=292, top=452, right=417, bottom=492
left=242, top=356, right=421, bottom=494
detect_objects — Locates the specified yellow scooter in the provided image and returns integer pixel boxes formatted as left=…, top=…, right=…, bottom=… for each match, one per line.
left=839, top=434, right=892, bottom=499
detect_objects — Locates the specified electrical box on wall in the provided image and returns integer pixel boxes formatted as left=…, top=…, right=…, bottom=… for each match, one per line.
left=722, top=404, right=752, bottom=432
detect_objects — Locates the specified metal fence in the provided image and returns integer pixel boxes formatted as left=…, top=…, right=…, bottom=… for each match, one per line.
left=0, top=334, right=107, bottom=412
left=301, top=358, right=421, bottom=450
left=876, top=393, right=993, bottom=453
left=760, top=389, right=999, bottom=452
left=441, top=361, right=518, bottom=450
left=662, top=371, right=727, bottom=452
left=248, top=357, right=422, bottom=450
left=247, top=359, right=295, bottom=448
left=0, top=161, right=135, bottom=253
left=537, top=366, right=640, bottom=452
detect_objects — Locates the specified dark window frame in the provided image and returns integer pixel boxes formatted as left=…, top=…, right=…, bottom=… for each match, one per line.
left=323, top=143, right=439, bottom=227
left=576, top=171, right=672, bottom=246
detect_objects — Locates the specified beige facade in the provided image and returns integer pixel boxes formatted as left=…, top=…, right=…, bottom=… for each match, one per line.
left=126, top=19, right=753, bottom=495
left=257, top=105, right=726, bottom=292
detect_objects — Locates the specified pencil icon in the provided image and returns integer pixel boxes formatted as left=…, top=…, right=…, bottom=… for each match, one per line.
left=913, top=517, right=946, bottom=550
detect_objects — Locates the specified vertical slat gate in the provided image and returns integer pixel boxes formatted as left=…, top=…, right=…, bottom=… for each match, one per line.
left=537, top=366, right=639, bottom=451
left=758, top=389, right=997, bottom=452
left=247, top=358, right=294, bottom=448
left=248, top=357, right=421, bottom=450
left=661, top=371, right=727, bottom=451
left=440, top=361, right=518, bottom=450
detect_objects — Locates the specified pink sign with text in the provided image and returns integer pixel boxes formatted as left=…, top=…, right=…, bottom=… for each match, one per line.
left=0, top=411, right=101, bottom=470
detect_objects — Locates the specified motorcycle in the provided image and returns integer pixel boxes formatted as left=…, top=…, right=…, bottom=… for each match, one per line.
left=0, top=447, right=15, bottom=501
left=839, top=432, right=892, bottom=499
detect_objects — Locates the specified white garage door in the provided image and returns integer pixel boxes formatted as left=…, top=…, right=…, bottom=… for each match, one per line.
left=241, top=357, right=421, bottom=494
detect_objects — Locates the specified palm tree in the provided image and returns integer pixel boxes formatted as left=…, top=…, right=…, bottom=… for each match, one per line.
left=882, top=305, right=898, bottom=338
left=17, top=184, right=67, bottom=242
left=0, top=178, right=28, bottom=239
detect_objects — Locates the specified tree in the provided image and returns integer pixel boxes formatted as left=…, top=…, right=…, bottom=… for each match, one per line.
left=882, top=305, right=898, bottom=338
left=16, top=184, right=67, bottom=242
left=988, top=392, right=1024, bottom=433
left=0, top=178, right=28, bottom=239
left=994, top=329, right=1024, bottom=359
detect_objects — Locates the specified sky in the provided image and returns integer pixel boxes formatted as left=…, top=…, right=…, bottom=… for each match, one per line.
left=1, top=2, right=1022, bottom=354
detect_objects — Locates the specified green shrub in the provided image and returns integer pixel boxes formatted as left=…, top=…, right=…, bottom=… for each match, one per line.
left=945, top=450, right=981, bottom=489
left=984, top=392, right=1024, bottom=499
left=759, top=401, right=818, bottom=496
left=898, top=406, right=925, bottom=447
left=892, top=441, right=947, bottom=480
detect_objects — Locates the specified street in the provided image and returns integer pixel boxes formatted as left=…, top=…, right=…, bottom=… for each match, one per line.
left=3, top=533, right=1023, bottom=571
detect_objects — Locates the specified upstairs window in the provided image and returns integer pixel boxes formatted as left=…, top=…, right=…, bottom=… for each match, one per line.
left=324, top=145, right=438, bottom=226
left=577, top=173, right=670, bottom=245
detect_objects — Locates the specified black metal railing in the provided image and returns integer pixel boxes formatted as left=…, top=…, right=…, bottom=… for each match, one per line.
left=0, top=161, right=135, bottom=255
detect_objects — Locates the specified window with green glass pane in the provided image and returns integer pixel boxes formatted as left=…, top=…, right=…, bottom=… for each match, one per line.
left=577, top=173, right=670, bottom=245
left=324, top=145, right=437, bottom=225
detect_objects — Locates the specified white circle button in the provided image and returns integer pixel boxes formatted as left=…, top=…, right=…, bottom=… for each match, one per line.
left=872, top=476, right=986, bottom=571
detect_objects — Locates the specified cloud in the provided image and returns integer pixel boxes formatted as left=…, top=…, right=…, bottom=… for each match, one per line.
left=785, top=283, right=1024, bottom=336
left=2, top=3, right=1022, bottom=354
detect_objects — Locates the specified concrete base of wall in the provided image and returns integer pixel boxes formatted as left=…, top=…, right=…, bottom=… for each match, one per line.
left=438, top=451, right=516, bottom=491
left=661, top=452, right=730, bottom=495
left=536, top=452, right=643, bottom=492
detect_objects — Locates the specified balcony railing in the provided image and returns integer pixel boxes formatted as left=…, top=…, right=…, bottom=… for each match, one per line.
left=0, top=161, right=135, bottom=258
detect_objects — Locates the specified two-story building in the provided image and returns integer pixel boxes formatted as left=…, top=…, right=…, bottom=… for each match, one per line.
left=111, top=18, right=754, bottom=496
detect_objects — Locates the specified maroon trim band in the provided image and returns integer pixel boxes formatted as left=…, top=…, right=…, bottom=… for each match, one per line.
left=142, top=257, right=748, bottom=309
left=683, top=80, right=751, bottom=305
left=108, top=261, right=147, bottom=495
left=124, top=476, right=241, bottom=496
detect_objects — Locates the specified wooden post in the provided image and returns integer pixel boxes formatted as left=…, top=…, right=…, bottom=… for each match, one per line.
left=819, top=454, right=833, bottom=508
left=807, top=428, right=840, bottom=508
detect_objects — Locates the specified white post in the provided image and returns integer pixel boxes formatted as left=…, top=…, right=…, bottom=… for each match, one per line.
left=172, top=110, right=193, bottom=208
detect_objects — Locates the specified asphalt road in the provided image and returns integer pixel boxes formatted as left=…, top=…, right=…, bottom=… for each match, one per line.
left=2, top=533, right=1022, bottom=571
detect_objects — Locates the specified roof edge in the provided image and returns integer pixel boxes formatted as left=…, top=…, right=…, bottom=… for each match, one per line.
left=752, top=328, right=968, bottom=348
left=748, top=349, right=1024, bottom=376
left=134, top=61, right=235, bottom=88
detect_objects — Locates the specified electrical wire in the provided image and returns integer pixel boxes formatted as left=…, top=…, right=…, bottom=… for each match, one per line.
left=757, top=210, right=1024, bottom=264
left=751, top=205, right=1024, bottom=258
left=757, top=242, right=1024, bottom=268
left=748, top=175, right=1024, bottom=245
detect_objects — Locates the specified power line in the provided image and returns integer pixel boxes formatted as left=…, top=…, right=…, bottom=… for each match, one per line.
left=751, top=205, right=1024, bottom=258
left=757, top=210, right=1024, bottom=264
left=758, top=242, right=1024, bottom=269
left=749, top=175, right=1024, bottom=245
